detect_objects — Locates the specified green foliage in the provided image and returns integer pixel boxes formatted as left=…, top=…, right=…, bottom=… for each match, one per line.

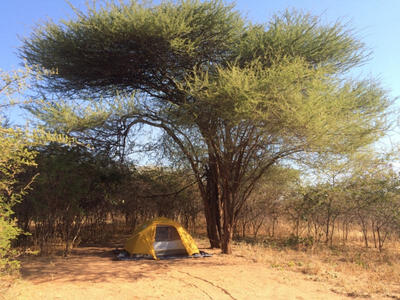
left=0, top=69, right=39, bottom=273
left=21, top=0, right=244, bottom=96
left=0, top=127, right=37, bottom=274
left=0, top=191, right=24, bottom=273
left=283, top=234, right=314, bottom=248
left=14, top=143, right=124, bottom=254
left=0, top=208, right=22, bottom=273
left=236, top=10, right=366, bottom=71
left=181, top=58, right=388, bottom=153
left=0, top=68, right=71, bottom=273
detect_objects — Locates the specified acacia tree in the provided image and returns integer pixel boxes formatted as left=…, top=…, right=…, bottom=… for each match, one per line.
left=21, top=0, right=390, bottom=253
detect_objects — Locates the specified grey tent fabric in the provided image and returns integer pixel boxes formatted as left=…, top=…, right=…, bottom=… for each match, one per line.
left=154, top=225, right=187, bottom=256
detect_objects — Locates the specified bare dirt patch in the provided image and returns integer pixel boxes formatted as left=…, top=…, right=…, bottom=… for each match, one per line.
left=2, top=240, right=400, bottom=300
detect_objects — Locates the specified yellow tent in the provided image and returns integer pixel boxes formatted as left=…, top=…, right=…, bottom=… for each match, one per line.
left=124, top=217, right=199, bottom=259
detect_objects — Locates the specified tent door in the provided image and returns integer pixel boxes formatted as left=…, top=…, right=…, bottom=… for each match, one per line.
left=154, top=225, right=187, bottom=256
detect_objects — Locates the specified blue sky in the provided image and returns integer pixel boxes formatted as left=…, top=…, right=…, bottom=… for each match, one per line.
left=1, top=0, right=400, bottom=143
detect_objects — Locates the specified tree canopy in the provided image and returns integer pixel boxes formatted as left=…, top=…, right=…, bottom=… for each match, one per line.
left=21, top=0, right=391, bottom=253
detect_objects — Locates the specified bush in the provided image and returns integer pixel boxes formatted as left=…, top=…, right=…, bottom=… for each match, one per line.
left=0, top=202, right=22, bottom=274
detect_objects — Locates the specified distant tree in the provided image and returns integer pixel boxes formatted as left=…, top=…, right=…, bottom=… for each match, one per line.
left=21, top=1, right=390, bottom=253
left=345, top=153, right=400, bottom=251
left=235, top=166, right=299, bottom=238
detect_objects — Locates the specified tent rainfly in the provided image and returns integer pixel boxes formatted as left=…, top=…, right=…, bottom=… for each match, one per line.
left=124, top=217, right=200, bottom=259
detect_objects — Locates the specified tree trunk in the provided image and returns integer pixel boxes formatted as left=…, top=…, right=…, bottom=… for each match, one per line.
left=295, top=218, right=300, bottom=238
left=271, top=217, right=277, bottom=237
left=64, top=222, right=70, bottom=257
left=372, top=221, right=377, bottom=249
left=204, top=156, right=221, bottom=248
left=203, top=200, right=220, bottom=248
left=329, top=218, right=336, bottom=247
left=325, top=204, right=331, bottom=244
left=221, top=225, right=233, bottom=254
left=221, top=208, right=233, bottom=254
left=377, top=227, right=382, bottom=252
left=358, top=212, right=369, bottom=248
left=220, top=182, right=234, bottom=254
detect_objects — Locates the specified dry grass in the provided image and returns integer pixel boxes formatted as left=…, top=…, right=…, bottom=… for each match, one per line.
left=231, top=236, right=400, bottom=298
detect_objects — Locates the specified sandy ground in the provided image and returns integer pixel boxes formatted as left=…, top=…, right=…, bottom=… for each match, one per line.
left=1, top=243, right=397, bottom=300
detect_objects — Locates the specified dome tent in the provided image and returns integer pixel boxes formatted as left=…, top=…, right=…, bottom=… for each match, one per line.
left=124, top=217, right=200, bottom=259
